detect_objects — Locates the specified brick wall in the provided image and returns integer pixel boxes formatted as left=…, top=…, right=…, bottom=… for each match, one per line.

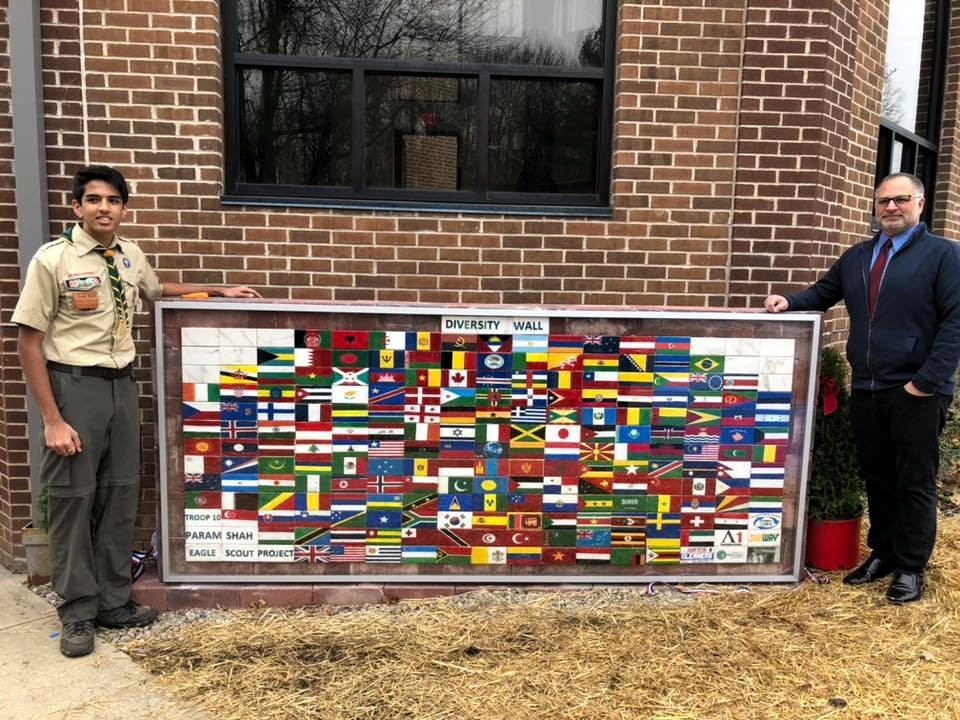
left=728, top=0, right=886, bottom=348
left=935, top=5, right=960, bottom=239
left=403, top=135, right=459, bottom=191
left=0, top=0, right=901, bottom=568
left=614, top=1, right=744, bottom=306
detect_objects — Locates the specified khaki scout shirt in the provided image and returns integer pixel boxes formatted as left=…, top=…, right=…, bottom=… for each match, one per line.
left=12, top=224, right=163, bottom=368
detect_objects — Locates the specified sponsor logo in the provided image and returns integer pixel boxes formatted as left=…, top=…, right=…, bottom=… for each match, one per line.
left=681, top=547, right=715, bottom=562
left=751, top=515, right=781, bottom=531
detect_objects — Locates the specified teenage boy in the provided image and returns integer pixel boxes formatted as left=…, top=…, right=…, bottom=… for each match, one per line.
left=14, top=165, right=261, bottom=656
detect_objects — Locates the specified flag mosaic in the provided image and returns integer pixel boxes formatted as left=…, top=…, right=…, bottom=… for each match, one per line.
left=180, top=328, right=795, bottom=567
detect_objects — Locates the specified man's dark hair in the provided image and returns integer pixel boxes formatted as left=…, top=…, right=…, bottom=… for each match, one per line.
left=72, top=165, right=130, bottom=205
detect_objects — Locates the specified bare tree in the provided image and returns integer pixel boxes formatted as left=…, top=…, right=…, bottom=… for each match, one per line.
left=882, top=64, right=907, bottom=125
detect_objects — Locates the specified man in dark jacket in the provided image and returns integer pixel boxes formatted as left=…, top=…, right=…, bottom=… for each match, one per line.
left=765, top=172, right=960, bottom=603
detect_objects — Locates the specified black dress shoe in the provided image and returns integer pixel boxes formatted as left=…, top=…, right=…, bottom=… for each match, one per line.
left=886, top=572, right=924, bottom=604
left=842, top=555, right=894, bottom=585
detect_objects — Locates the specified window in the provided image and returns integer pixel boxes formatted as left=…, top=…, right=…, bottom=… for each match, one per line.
left=222, top=0, right=615, bottom=212
left=875, top=0, right=949, bottom=224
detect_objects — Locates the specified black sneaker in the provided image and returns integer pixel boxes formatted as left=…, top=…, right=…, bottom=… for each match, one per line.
left=60, top=620, right=95, bottom=657
left=95, top=600, right=159, bottom=629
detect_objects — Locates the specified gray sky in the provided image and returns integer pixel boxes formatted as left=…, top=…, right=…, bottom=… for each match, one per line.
left=884, top=0, right=925, bottom=133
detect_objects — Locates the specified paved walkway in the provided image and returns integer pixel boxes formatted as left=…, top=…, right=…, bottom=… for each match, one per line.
left=0, top=565, right=208, bottom=720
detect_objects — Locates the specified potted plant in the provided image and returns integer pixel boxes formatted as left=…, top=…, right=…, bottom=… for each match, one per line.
left=21, top=484, right=50, bottom=585
left=804, top=345, right=865, bottom=570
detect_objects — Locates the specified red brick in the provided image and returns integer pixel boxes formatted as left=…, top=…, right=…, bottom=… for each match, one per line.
left=383, top=585, right=458, bottom=601
left=164, top=585, right=241, bottom=610
left=239, top=585, right=314, bottom=608
left=312, top=585, right=385, bottom=606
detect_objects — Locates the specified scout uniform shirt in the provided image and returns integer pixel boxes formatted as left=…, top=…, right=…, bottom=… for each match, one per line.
left=13, top=224, right=163, bottom=368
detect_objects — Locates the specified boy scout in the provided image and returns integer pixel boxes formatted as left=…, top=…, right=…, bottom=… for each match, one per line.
left=14, top=165, right=261, bottom=657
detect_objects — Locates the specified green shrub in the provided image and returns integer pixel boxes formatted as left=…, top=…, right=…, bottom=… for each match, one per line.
left=938, top=401, right=960, bottom=486
left=36, top=484, right=48, bottom=532
left=938, top=391, right=960, bottom=512
left=807, top=346, right=864, bottom=520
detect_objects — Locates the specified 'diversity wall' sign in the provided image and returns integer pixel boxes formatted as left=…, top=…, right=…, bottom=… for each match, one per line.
left=157, top=303, right=820, bottom=583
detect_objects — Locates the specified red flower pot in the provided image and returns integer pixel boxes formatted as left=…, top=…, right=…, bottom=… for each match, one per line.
left=805, top=515, right=863, bottom=571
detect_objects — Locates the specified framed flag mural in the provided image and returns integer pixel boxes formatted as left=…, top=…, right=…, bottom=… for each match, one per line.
left=155, top=301, right=822, bottom=583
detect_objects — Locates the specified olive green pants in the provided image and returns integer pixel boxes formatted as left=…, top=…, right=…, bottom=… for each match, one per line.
left=42, top=368, right=140, bottom=623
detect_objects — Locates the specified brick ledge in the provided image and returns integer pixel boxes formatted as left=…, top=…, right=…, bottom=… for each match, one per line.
left=130, top=565, right=599, bottom=610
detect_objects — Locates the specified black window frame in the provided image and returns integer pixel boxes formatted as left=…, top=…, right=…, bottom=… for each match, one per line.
left=875, top=0, right=950, bottom=226
left=221, top=1, right=617, bottom=215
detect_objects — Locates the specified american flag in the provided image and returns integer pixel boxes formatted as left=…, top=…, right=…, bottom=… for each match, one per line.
left=328, top=543, right=366, bottom=562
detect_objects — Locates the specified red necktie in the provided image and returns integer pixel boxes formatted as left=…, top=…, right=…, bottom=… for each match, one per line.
left=868, top=238, right=892, bottom=318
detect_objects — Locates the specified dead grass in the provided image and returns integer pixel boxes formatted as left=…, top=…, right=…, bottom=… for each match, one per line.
left=125, top=515, right=960, bottom=720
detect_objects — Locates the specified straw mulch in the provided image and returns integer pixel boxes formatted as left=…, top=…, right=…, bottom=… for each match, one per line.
left=126, top=515, right=960, bottom=720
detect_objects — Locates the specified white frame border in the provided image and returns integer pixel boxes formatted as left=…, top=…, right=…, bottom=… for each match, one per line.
left=154, top=301, right=822, bottom=584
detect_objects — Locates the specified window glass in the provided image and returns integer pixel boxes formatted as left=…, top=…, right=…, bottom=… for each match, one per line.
left=881, top=0, right=933, bottom=136
left=238, top=68, right=352, bottom=186
left=365, top=75, right=478, bottom=191
left=237, top=0, right=603, bottom=67
left=489, top=79, right=600, bottom=193
left=226, top=0, right=612, bottom=207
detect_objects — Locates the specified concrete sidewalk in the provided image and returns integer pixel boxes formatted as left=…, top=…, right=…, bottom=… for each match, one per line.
left=0, top=566, right=209, bottom=720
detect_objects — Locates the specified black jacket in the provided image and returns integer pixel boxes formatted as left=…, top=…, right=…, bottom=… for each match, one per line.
left=785, top=223, right=960, bottom=395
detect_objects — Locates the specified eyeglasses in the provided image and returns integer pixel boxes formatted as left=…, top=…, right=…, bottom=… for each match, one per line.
left=874, top=195, right=923, bottom=208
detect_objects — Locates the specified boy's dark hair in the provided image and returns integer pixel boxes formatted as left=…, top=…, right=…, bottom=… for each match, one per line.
left=72, top=165, right=130, bottom=205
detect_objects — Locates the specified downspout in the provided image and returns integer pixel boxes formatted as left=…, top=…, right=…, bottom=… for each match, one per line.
left=9, top=2, right=50, bottom=522
left=722, top=0, right=750, bottom=308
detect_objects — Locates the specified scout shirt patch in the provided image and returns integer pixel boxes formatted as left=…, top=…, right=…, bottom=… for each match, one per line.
left=73, top=291, right=99, bottom=311
left=64, top=274, right=103, bottom=292
left=64, top=274, right=103, bottom=312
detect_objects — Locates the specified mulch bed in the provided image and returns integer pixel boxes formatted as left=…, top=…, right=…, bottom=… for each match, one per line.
left=125, top=515, right=960, bottom=720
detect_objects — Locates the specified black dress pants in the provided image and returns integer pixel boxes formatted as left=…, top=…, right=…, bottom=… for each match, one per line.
left=849, top=386, right=951, bottom=573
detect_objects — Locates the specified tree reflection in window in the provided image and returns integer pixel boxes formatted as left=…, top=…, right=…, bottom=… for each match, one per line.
left=489, top=79, right=600, bottom=194
left=239, top=69, right=352, bottom=186
left=237, top=0, right=603, bottom=67
left=226, top=0, right=612, bottom=207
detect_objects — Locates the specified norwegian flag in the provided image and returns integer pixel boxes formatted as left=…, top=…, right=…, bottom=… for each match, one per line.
left=367, top=475, right=405, bottom=493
